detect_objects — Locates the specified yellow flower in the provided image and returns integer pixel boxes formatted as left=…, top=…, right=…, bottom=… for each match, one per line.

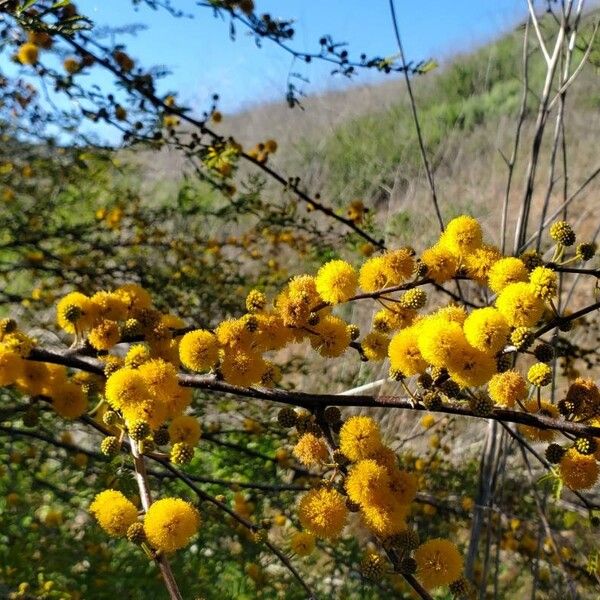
left=487, top=257, right=528, bottom=294
left=138, top=359, right=179, bottom=400
left=115, top=283, right=152, bottom=311
left=339, top=415, right=382, bottom=462
left=487, top=371, right=526, bottom=408
left=432, top=304, right=468, bottom=324
left=168, top=415, right=201, bottom=446
left=559, top=448, right=599, bottom=490
left=388, top=469, right=418, bottom=504
left=105, top=367, right=148, bottom=411
left=345, top=459, right=391, bottom=506
left=90, top=490, right=138, bottom=537
left=143, top=497, right=200, bottom=552
left=90, top=291, right=129, bottom=322
left=373, top=307, right=416, bottom=332
left=446, top=345, right=496, bottom=388
left=15, top=361, right=51, bottom=397
left=420, top=414, right=436, bottom=429
left=125, top=344, right=150, bottom=369
left=56, top=292, right=95, bottom=334
left=361, top=497, right=409, bottom=537
left=17, top=42, right=39, bottom=65
left=215, top=318, right=253, bottom=350
left=527, top=362, right=552, bottom=387
left=52, top=381, right=88, bottom=419
left=179, top=330, right=219, bottom=372
left=220, top=349, right=266, bottom=386
left=0, top=348, right=23, bottom=387
left=88, top=320, right=120, bottom=351
left=297, top=487, right=347, bottom=539
left=361, top=331, right=390, bottom=361
left=495, top=282, right=545, bottom=327
left=463, top=307, right=509, bottom=355
left=414, top=538, right=463, bottom=590
left=382, top=248, right=415, bottom=284
left=309, top=315, right=350, bottom=358
left=421, top=245, right=459, bottom=283
left=293, top=433, right=329, bottom=466
left=439, top=215, right=482, bottom=256
left=388, top=327, right=427, bottom=376
left=418, top=319, right=468, bottom=368
left=464, top=244, right=501, bottom=284
left=529, top=266, right=558, bottom=301
left=290, top=531, right=316, bottom=556
left=315, top=259, right=357, bottom=304
left=358, top=255, right=389, bottom=292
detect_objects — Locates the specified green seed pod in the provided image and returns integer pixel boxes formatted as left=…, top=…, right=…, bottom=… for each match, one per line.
left=170, top=442, right=194, bottom=465
left=100, top=436, right=120, bottom=457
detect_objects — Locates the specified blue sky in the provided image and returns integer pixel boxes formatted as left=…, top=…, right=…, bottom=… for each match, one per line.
left=77, top=0, right=527, bottom=115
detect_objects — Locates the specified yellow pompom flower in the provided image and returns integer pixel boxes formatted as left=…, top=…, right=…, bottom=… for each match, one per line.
left=90, top=291, right=129, bottom=322
left=421, top=245, right=459, bottom=283
left=432, top=304, right=468, bottom=325
left=168, top=415, right=201, bottom=446
left=559, top=448, right=599, bottom=490
left=440, top=215, right=482, bottom=256
left=51, top=381, right=87, bottom=419
left=290, top=531, right=316, bottom=556
left=527, top=362, right=552, bottom=387
left=164, top=386, right=192, bottom=419
left=310, top=315, right=350, bottom=358
left=298, top=487, right=347, bottom=539
left=288, top=274, right=321, bottom=308
left=418, top=319, right=468, bottom=368
left=88, top=320, right=120, bottom=351
left=388, top=327, right=427, bottom=376
left=373, top=307, right=416, bottom=332
left=339, top=415, right=382, bottom=462
left=105, top=367, right=148, bottom=411
left=293, top=433, right=329, bottom=466
left=382, top=248, right=415, bottom=284
left=487, top=258, right=529, bottom=294
left=388, top=469, right=418, bottom=504
left=138, top=359, right=179, bottom=400
left=315, top=259, right=357, bottom=304
left=495, top=282, right=545, bottom=327
left=464, top=244, right=501, bottom=284
left=215, top=318, right=253, bottom=350
left=414, top=538, right=464, bottom=590
left=125, top=344, right=150, bottom=368
left=345, top=459, right=391, bottom=506
left=56, top=292, right=94, bottom=334
left=359, top=256, right=390, bottom=292
left=220, top=349, right=266, bottom=386
left=487, top=371, right=526, bottom=408
left=143, top=497, right=200, bottom=552
left=179, top=329, right=219, bottom=372
left=361, top=331, right=390, bottom=361
left=519, top=399, right=559, bottom=442
left=529, top=266, right=558, bottom=301
left=446, top=345, right=496, bottom=388
left=361, top=497, right=409, bottom=537
left=15, top=360, right=51, bottom=397
left=0, top=348, right=23, bottom=387
left=115, top=283, right=152, bottom=311
left=90, top=490, right=138, bottom=537
left=463, top=308, right=509, bottom=355
left=421, top=414, right=436, bottom=429
left=17, top=42, right=39, bottom=65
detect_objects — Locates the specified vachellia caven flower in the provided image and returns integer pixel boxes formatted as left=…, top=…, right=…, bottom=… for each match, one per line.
left=143, top=497, right=200, bottom=552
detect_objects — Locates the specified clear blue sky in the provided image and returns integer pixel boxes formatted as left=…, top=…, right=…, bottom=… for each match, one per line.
left=78, top=0, right=527, bottom=115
